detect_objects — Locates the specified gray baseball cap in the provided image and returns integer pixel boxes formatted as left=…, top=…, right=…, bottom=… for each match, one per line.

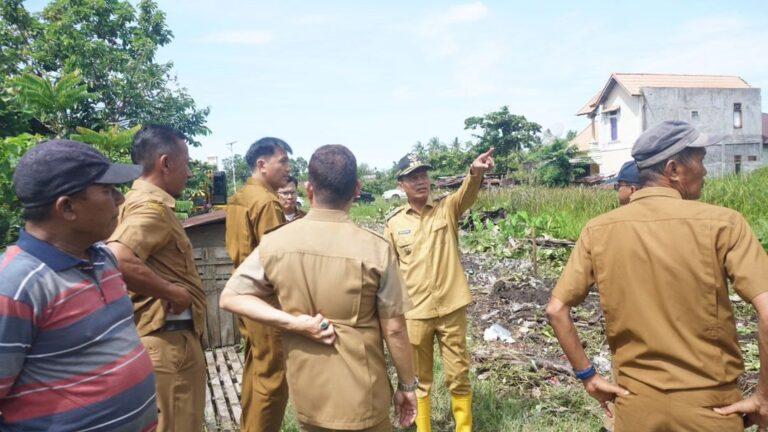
left=631, top=120, right=723, bottom=169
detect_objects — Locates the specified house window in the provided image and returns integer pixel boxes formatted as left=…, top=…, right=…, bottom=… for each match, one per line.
left=691, top=110, right=699, bottom=121
left=610, top=115, right=618, bottom=141
left=733, top=103, right=742, bottom=129
left=748, top=155, right=758, bottom=162
left=734, top=155, right=742, bottom=174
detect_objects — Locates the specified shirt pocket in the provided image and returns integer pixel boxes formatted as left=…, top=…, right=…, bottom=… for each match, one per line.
left=395, top=236, right=415, bottom=265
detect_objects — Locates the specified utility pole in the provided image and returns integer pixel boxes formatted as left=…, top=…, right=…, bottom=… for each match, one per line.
left=225, top=141, right=237, bottom=193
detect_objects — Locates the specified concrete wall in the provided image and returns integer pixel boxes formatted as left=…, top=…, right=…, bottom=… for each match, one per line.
left=642, top=87, right=764, bottom=175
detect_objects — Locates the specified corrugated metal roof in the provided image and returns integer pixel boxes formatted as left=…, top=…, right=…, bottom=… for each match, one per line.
left=577, top=73, right=752, bottom=116
left=182, top=210, right=226, bottom=229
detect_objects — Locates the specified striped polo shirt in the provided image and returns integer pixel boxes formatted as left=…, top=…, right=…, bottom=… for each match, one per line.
left=0, top=230, right=157, bottom=431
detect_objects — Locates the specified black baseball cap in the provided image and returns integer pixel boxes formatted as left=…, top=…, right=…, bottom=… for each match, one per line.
left=396, top=153, right=432, bottom=179
left=13, top=139, right=142, bottom=208
left=616, top=160, right=640, bottom=184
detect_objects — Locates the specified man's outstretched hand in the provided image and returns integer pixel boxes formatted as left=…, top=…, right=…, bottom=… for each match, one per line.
left=470, top=148, right=495, bottom=175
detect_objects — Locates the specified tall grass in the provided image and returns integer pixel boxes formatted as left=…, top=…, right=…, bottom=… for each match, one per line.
left=471, top=167, right=768, bottom=246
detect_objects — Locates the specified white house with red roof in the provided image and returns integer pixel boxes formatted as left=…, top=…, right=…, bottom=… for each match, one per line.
left=574, top=73, right=763, bottom=176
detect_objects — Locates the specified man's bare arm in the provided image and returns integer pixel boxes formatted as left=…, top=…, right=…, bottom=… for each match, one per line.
left=714, top=291, right=768, bottom=428
left=219, top=288, right=335, bottom=345
left=107, top=241, right=192, bottom=314
left=546, top=296, right=628, bottom=416
left=380, top=315, right=417, bottom=427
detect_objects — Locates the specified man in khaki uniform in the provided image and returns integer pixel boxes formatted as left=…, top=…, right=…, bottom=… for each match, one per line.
left=220, top=144, right=418, bottom=431
left=384, top=149, right=495, bottom=432
left=547, top=120, right=768, bottom=432
left=225, top=137, right=292, bottom=431
left=108, top=125, right=206, bottom=432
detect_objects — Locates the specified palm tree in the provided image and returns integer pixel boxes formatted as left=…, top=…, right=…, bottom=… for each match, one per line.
left=7, top=71, right=95, bottom=137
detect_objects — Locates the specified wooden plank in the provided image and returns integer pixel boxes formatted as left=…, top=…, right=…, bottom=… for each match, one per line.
left=205, top=350, right=234, bottom=431
left=215, top=349, right=242, bottom=426
left=203, top=375, right=217, bottom=432
left=225, top=346, right=244, bottom=395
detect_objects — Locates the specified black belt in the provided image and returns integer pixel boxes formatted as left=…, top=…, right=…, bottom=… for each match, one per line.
left=161, top=319, right=194, bottom=332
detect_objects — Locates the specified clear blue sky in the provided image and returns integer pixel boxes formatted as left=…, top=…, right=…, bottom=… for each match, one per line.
left=26, top=0, right=768, bottom=168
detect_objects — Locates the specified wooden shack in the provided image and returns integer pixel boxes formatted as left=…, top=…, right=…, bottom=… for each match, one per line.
left=183, top=210, right=240, bottom=349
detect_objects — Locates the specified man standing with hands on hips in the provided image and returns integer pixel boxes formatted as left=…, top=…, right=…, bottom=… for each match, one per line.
left=385, top=148, right=495, bottom=432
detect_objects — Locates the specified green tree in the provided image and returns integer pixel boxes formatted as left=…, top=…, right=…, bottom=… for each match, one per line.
left=291, top=156, right=308, bottom=180
left=6, top=71, right=95, bottom=137
left=0, top=0, right=209, bottom=140
left=222, top=154, right=251, bottom=196
left=529, top=138, right=587, bottom=187
left=69, top=124, right=141, bottom=162
left=0, top=134, right=41, bottom=245
left=464, top=106, right=541, bottom=174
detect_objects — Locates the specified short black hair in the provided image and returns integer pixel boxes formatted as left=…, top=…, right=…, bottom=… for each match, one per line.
left=639, top=147, right=705, bottom=186
left=22, top=204, right=53, bottom=222
left=245, top=137, right=293, bottom=170
left=131, top=125, right=187, bottom=173
left=285, top=175, right=298, bottom=187
left=308, top=145, right=357, bottom=207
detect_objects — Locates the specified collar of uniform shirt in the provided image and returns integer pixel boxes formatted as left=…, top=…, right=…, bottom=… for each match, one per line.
left=305, top=208, right=350, bottom=223
left=244, top=176, right=278, bottom=195
left=629, top=186, right=683, bottom=203
left=405, top=196, right=436, bottom=215
left=132, top=178, right=176, bottom=208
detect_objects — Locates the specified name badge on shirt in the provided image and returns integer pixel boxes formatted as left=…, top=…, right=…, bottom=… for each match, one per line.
left=397, top=229, right=411, bottom=235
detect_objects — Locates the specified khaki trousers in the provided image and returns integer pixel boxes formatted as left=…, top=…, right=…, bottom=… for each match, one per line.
left=299, top=420, right=392, bottom=432
left=614, top=379, right=744, bottom=432
left=239, top=316, right=289, bottom=432
left=407, top=307, right=471, bottom=398
left=142, top=329, right=206, bottom=432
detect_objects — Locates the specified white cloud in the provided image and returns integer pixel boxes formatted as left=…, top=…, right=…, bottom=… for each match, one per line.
left=441, top=2, right=489, bottom=24
left=201, top=30, right=273, bottom=45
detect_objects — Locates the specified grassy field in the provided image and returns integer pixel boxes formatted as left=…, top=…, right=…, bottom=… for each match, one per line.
left=336, top=168, right=768, bottom=431
left=352, top=167, right=768, bottom=249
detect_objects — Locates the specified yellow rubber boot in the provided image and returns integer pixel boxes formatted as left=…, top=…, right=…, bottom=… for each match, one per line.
left=451, top=393, right=473, bottom=432
left=416, top=396, right=432, bottom=432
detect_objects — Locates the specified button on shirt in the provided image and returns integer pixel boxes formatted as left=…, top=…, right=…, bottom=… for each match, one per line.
left=108, top=179, right=206, bottom=337
left=553, top=187, right=768, bottom=394
left=224, top=209, right=412, bottom=429
left=0, top=231, right=157, bottom=431
left=385, top=172, right=482, bottom=319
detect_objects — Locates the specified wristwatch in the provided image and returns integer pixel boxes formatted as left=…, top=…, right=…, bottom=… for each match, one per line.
left=574, top=364, right=597, bottom=381
left=398, top=378, right=419, bottom=392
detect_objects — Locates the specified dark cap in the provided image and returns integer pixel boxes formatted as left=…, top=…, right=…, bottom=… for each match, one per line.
left=396, top=153, right=432, bottom=179
left=13, top=139, right=142, bottom=208
left=616, top=160, right=640, bottom=184
left=632, top=120, right=722, bottom=169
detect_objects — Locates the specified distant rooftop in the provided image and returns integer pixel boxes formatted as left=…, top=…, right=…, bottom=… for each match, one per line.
left=577, top=73, right=753, bottom=116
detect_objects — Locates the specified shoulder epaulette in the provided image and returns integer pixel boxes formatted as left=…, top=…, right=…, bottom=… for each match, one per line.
left=385, top=206, right=406, bottom=222
left=361, top=226, right=386, bottom=241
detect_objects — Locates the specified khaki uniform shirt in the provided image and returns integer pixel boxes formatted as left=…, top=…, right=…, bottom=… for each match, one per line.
left=223, top=209, right=412, bottom=429
left=225, top=177, right=285, bottom=268
left=553, top=187, right=768, bottom=394
left=109, top=179, right=206, bottom=337
left=385, top=172, right=483, bottom=319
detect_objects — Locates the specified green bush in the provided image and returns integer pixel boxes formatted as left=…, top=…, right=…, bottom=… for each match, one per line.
left=0, top=134, right=40, bottom=245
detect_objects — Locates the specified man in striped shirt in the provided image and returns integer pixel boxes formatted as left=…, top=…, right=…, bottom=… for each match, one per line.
left=0, top=139, right=158, bottom=431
